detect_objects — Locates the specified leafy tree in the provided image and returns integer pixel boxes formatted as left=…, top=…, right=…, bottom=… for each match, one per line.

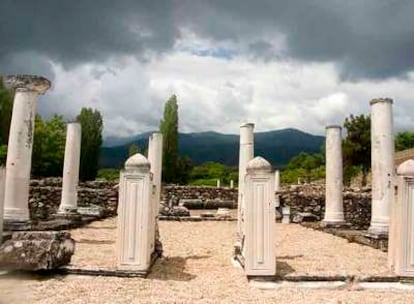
left=283, top=152, right=325, bottom=183
left=77, top=108, right=103, bottom=181
left=0, top=76, right=13, bottom=148
left=176, top=156, right=193, bottom=184
left=160, top=95, right=179, bottom=183
left=128, top=143, right=140, bottom=156
left=189, top=161, right=238, bottom=186
left=395, top=131, right=414, bottom=151
left=31, top=115, right=66, bottom=177
left=342, top=114, right=371, bottom=186
left=0, top=145, right=7, bottom=165
left=97, top=168, right=119, bottom=181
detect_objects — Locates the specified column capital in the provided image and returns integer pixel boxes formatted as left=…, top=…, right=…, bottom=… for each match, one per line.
left=5, top=75, right=51, bottom=95
left=326, top=125, right=342, bottom=130
left=240, top=122, right=255, bottom=128
left=370, top=98, right=393, bottom=106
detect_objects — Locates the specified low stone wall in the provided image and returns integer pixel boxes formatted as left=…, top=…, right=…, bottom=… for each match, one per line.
left=280, top=185, right=371, bottom=230
left=28, top=179, right=372, bottom=230
left=28, top=180, right=238, bottom=221
left=162, top=185, right=238, bottom=208
left=29, top=178, right=118, bottom=221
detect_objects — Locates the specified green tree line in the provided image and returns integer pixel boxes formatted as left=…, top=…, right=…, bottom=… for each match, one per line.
left=0, top=77, right=103, bottom=180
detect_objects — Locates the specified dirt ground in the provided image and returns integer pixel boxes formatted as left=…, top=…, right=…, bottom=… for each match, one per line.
left=0, top=218, right=413, bottom=304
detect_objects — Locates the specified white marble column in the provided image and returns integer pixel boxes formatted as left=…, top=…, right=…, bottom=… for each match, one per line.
left=147, top=132, right=163, bottom=211
left=58, top=122, right=81, bottom=214
left=274, top=170, right=281, bottom=208
left=0, top=167, right=5, bottom=242
left=323, top=125, right=345, bottom=225
left=3, top=75, right=51, bottom=224
left=236, top=123, right=254, bottom=246
left=369, top=98, right=394, bottom=236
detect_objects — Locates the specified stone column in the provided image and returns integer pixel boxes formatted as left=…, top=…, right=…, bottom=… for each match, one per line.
left=58, top=122, right=82, bottom=215
left=369, top=98, right=394, bottom=236
left=274, top=170, right=281, bottom=208
left=243, top=156, right=276, bottom=277
left=147, top=132, right=163, bottom=255
left=236, top=123, right=254, bottom=249
left=0, top=167, right=5, bottom=242
left=216, top=179, right=221, bottom=188
left=322, top=125, right=345, bottom=226
left=3, top=75, right=51, bottom=228
left=147, top=132, right=163, bottom=211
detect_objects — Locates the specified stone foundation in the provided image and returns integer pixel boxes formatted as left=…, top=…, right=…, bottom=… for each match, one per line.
left=280, top=184, right=371, bottom=230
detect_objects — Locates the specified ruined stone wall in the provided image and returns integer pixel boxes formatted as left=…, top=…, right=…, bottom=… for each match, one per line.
left=29, top=178, right=118, bottom=221
left=28, top=179, right=372, bottom=230
left=280, top=184, right=371, bottom=230
left=28, top=179, right=238, bottom=220
left=162, top=185, right=238, bottom=208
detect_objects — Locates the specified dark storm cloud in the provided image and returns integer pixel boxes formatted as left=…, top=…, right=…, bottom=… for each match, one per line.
left=179, top=0, right=414, bottom=79
left=1, top=0, right=414, bottom=79
left=0, top=0, right=179, bottom=73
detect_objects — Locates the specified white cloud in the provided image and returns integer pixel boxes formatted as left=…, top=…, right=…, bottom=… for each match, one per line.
left=36, top=47, right=414, bottom=138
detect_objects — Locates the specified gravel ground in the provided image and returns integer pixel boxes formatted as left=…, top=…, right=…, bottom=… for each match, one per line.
left=0, top=218, right=413, bottom=304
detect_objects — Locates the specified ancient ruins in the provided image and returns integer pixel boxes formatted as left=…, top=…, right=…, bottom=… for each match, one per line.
left=0, top=74, right=413, bottom=301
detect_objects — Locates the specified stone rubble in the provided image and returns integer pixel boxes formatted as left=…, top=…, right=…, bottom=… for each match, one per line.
left=0, top=231, right=75, bottom=270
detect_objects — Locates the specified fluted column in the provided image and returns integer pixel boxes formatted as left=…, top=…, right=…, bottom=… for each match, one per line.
left=323, top=125, right=344, bottom=225
left=368, top=98, right=394, bottom=236
left=3, top=75, right=51, bottom=226
left=58, top=122, right=82, bottom=214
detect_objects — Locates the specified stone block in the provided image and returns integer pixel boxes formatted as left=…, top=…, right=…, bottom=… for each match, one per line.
left=292, top=212, right=319, bottom=223
left=0, top=231, right=75, bottom=271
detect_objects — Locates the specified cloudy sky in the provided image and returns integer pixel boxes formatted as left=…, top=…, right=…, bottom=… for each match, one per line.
left=1, top=0, right=414, bottom=138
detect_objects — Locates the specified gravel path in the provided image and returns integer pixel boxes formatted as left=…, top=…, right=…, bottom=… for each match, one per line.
left=1, top=218, right=413, bottom=304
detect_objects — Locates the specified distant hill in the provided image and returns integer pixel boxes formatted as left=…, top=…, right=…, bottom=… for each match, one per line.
left=99, top=128, right=324, bottom=169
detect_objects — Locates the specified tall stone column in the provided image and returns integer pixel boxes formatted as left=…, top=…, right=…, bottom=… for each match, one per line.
left=274, top=170, right=281, bottom=208
left=236, top=123, right=254, bottom=249
left=369, top=98, right=394, bottom=236
left=58, top=122, right=82, bottom=214
left=147, top=132, right=163, bottom=255
left=147, top=132, right=163, bottom=211
left=3, top=75, right=51, bottom=228
left=322, top=125, right=345, bottom=226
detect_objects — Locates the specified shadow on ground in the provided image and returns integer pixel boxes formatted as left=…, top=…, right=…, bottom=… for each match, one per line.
left=76, top=239, right=115, bottom=244
left=0, top=270, right=67, bottom=282
left=276, top=255, right=301, bottom=276
left=149, top=255, right=210, bottom=282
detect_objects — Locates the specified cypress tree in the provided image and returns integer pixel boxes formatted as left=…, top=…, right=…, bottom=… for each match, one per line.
left=77, top=108, right=103, bottom=181
left=160, top=95, right=179, bottom=183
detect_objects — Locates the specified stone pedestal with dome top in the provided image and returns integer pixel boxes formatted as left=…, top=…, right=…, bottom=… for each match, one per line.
left=240, top=156, right=276, bottom=277
left=116, top=153, right=159, bottom=275
left=388, top=160, right=414, bottom=277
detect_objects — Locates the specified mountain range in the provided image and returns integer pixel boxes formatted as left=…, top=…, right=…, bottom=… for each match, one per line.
left=99, top=128, right=325, bottom=169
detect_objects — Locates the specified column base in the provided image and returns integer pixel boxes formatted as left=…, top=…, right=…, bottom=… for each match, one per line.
left=54, top=210, right=82, bottom=222
left=320, top=220, right=349, bottom=229
left=366, top=227, right=389, bottom=239
left=367, top=223, right=389, bottom=238
left=3, top=219, right=32, bottom=231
